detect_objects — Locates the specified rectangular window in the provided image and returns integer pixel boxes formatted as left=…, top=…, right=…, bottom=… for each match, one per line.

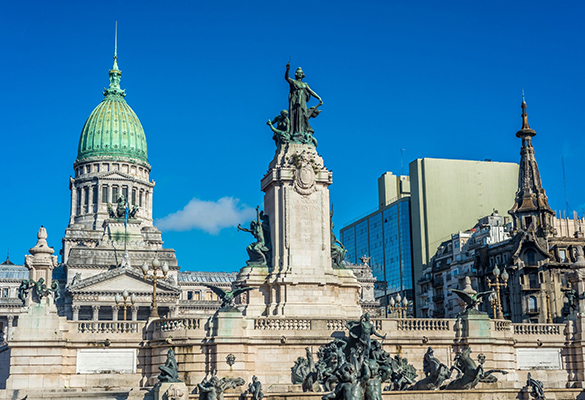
left=112, top=186, right=119, bottom=201
left=122, top=187, right=128, bottom=200
left=132, top=189, right=136, bottom=205
left=2, top=288, right=8, bottom=298
left=194, top=291, right=201, bottom=301
left=102, top=186, right=108, bottom=203
left=187, top=291, right=193, bottom=300
left=206, top=292, right=213, bottom=301
left=93, top=185, right=98, bottom=205
left=559, top=249, right=567, bottom=263
left=84, top=188, right=89, bottom=211
left=139, top=191, right=143, bottom=207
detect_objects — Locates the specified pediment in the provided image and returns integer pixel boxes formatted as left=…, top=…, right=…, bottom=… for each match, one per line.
left=68, top=266, right=180, bottom=294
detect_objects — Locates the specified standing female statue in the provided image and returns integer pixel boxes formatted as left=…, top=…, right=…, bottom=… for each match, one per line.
left=285, top=62, right=323, bottom=141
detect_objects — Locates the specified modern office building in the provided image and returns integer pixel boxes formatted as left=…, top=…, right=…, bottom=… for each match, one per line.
left=341, top=159, right=519, bottom=315
left=341, top=173, right=413, bottom=305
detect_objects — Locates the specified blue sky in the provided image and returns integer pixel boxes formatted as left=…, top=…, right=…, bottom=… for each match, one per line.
left=1, top=1, right=584, bottom=272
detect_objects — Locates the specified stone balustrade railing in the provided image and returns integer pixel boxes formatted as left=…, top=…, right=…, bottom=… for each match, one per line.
left=396, top=318, right=451, bottom=331
left=513, top=323, right=563, bottom=336
left=154, top=318, right=201, bottom=332
left=77, top=321, right=139, bottom=334
left=495, top=320, right=512, bottom=331
left=327, top=319, right=347, bottom=331
left=254, top=318, right=312, bottom=330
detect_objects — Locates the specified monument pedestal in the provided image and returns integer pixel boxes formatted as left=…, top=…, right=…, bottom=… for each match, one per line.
left=237, top=143, right=361, bottom=319
left=153, top=381, right=188, bottom=400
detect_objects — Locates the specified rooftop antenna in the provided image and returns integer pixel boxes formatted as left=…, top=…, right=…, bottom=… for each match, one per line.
left=400, top=149, right=406, bottom=175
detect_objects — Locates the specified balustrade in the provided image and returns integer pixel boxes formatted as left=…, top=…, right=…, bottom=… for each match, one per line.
left=513, top=323, right=563, bottom=335
left=396, top=318, right=451, bottom=331
left=154, top=317, right=201, bottom=332
left=254, top=318, right=311, bottom=330
left=77, top=321, right=138, bottom=333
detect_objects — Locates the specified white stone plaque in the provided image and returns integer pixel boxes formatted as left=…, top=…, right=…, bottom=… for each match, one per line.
left=516, top=348, right=562, bottom=370
left=76, top=348, right=137, bottom=374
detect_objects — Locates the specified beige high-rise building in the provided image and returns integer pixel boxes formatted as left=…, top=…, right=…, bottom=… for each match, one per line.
left=410, top=158, right=518, bottom=314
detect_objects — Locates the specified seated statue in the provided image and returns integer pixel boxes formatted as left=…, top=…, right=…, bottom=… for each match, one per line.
left=158, top=348, right=181, bottom=383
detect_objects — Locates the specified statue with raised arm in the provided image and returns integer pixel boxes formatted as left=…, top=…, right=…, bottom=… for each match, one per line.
left=346, top=313, right=386, bottom=360
left=237, top=206, right=270, bottom=266
left=285, top=62, right=323, bottom=146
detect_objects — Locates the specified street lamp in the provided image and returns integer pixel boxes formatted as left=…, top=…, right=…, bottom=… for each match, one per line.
left=115, top=289, right=136, bottom=321
left=389, top=293, right=409, bottom=318
left=141, top=258, right=169, bottom=318
left=487, top=265, right=508, bottom=320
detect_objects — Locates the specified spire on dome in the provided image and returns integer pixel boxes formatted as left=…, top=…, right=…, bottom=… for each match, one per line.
left=103, top=21, right=126, bottom=99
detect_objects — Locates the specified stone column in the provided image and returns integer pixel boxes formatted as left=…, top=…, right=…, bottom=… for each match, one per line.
left=6, top=315, right=14, bottom=342
left=131, top=305, right=139, bottom=321
left=92, top=305, right=100, bottom=321
left=69, top=177, right=77, bottom=224
left=108, top=185, right=112, bottom=205
left=112, top=305, right=119, bottom=321
left=72, top=304, right=80, bottom=321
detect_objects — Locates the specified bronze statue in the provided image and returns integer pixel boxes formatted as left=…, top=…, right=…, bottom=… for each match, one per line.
left=237, top=207, right=270, bottom=266
left=158, top=348, right=181, bottom=383
left=198, top=372, right=245, bottom=400
left=450, top=288, right=493, bottom=312
left=285, top=62, right=323, bottom=145
left=330, top=208, right=347, bottom=269
left=322, top=363, right=363, bottom=400
left=267, top=110, right=291, bottom=146
left=409, top=347, right=452, bottom=390
left=247, top=375, right=264, bottom=400
left=200, top=283, right=255, bottom=312
left=346, top=313, right=386, bottom=357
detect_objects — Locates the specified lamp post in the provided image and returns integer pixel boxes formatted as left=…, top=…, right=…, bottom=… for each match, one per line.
left=487, top=265, right=508, bottom=320
left=389, top=293, right=409, bottom=318
left=141, top=258, right=169, bottom=318
left=115, top=289, right=136, bottom=321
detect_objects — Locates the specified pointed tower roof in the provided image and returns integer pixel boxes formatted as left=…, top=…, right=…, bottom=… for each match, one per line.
left=508, top=95, right=554, bottom=232
left=75, top=24, right=149, bottom=167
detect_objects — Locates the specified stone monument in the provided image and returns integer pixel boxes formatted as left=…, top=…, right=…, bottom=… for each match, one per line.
left=236, top=63, right=361, bottom=319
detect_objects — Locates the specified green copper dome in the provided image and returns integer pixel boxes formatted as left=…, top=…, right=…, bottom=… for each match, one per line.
left=76, top=56, right=149, bottom=166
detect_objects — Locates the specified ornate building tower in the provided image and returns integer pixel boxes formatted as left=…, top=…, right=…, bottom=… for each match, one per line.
left=508, top=95, right=555, bottom=236
left=61, top=45, right=179, bottom=320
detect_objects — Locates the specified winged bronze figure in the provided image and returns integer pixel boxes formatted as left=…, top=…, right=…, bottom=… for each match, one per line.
left=201, top=283, right=255, bottom=311
left=450, top=288, right=493, bottom=311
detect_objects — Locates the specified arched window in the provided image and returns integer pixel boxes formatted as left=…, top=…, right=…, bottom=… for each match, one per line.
left=526, top=250, right=536, bottom=266
left=528, top=296, right=538, bottom=312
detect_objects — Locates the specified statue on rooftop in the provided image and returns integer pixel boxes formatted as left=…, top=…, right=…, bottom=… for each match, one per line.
left=238, top=206, right=270, bottom=267
left=284, top=62, right=323, bottom=147
left=158, top=348, right=181, bottom=383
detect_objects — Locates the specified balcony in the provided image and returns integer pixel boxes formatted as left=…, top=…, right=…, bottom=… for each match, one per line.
left=434, top=309, right=445, bottom=318
left=521, top=283, right=541, bottom=291
left=527, top=308, right=540, bottom=315
left=433, top=277, right=444, bottom=287
left=417, top=275, right=432, bottom=284
left=434, top=294, right=445, bottom=302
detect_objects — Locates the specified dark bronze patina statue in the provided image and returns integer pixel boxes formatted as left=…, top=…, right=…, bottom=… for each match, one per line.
left=158, top=348, right=181, bottom=383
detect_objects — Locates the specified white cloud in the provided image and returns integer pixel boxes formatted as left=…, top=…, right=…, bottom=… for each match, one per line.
left=155, top=197, right=256, bottom=235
